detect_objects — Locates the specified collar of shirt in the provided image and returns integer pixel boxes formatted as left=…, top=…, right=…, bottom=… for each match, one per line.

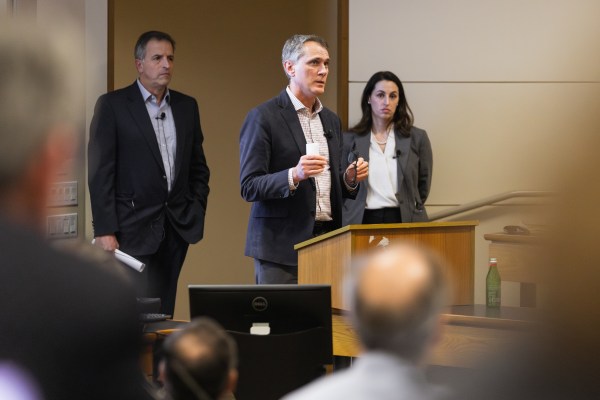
left=286, top=86, right=323, bottom=114
left=136, top=79, right=170, bottom=107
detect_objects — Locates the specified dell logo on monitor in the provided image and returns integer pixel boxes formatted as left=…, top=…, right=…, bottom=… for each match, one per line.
left=251, top=296, right=268, bottom=311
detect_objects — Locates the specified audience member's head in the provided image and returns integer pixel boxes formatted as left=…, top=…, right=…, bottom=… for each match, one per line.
left=0, top=18, right=79, bottom=229
left=350, top=243, right=448, bottom=363
left=161, top=317, right=238, bottom=400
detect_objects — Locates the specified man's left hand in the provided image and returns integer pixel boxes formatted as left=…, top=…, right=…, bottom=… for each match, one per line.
left=344, top=157, right=368, bottom=186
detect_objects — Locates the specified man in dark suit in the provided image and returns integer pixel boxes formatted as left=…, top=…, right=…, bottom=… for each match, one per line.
left=239, top=34, right=368, bottom=284
left=0, top=21, right=152, bottom=400
left=89, top=31, right=210, bottom=315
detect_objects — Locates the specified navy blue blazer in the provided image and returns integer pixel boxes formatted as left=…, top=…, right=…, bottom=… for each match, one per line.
left=240, top=90, right=355, bottom=265
left=88, top=82, right=210, bottom=255
left=342, top=126, right=432, bottom=225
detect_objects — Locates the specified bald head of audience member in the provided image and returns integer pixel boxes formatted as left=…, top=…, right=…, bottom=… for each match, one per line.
left=161, top=318, right=238, bottom=400
left=351, top=244, right=447, bottom=363
left=0, top=19, right=78, bottom=229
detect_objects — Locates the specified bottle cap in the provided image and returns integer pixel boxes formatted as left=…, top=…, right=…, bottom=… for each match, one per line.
left=490, top=257, right=498, bottom=263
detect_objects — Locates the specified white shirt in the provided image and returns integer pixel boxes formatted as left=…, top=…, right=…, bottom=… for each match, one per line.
left=137, top=80, right=177, bottom=192
left=365, top=131, right=399, bottom=209
left=285, top=87, right=332, bottom=221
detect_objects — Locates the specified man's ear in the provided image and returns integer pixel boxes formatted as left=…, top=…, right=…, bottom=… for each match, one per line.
left=44, top=124, right=77, bottom=171
left=283, top=60, right=295, bottom=78
left=18, top=124, right=76, bottom=227
left=223, top=369, right=238, bottom=397
left=135, top=58, right=143, bottom=74
left=157, top=359, right=167, bottom=385
left=419, top=315, right=443, bottom=366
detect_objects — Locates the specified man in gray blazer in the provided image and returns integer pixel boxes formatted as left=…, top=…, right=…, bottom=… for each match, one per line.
left=239, top=34, right=368, bottom=284
left=283, top=243, right=448, bottom=400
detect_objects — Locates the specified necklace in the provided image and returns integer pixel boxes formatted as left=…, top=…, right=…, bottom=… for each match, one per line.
left=373, top=136, right=388, bottom=145
left=372, top=126, right=392, bottom=145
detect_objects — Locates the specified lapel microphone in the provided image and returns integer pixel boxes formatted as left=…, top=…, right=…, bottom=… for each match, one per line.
left=156, top=112, right=166, bottom=120
left=393, top=149, right=401, bottom=159
left=324, top=129, right=333, bottom=140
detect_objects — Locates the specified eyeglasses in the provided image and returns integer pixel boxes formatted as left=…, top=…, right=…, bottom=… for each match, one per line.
left=347, top=150, right=360, bottom=186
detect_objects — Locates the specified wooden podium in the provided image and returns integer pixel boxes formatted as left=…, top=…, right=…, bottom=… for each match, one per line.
left=295, top=221, right=478, bottom=308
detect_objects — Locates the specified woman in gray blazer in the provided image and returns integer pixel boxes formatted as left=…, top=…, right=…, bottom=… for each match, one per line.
left=343, top=71, right=432, bottom=225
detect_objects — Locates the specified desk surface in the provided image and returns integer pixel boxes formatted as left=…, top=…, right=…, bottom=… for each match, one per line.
left=484, top=232, right=543, bottom=244
left=143, top=320, right=188, bottom=340
left=333, top=305, right=537, bottom=367
left=442, top=305, right=538, bottom=329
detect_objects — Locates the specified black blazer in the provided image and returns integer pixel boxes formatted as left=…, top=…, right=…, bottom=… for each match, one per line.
left=239, top=90, right=355, bottom=265
left=88, top=82, right=210, bottom=255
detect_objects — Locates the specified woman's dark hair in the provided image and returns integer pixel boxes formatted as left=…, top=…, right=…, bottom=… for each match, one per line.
left=349, top=71, right=414, bottom=137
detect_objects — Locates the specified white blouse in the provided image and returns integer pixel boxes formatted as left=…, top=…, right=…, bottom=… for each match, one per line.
left=365, top=131, right=399, bottom=209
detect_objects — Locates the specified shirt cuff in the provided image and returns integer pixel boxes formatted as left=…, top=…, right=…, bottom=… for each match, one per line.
left=288, top=168, right=299, bottom=191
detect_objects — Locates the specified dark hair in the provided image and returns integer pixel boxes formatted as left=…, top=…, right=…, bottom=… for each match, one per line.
left=162, top=317, right=237, bottom=400
left=134, top=31, right=176, bottom=60
left=350, top=71, right=414, bottom=137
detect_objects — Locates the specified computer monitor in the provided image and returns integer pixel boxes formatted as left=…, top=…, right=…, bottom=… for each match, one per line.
left=188, top=284, right=332, bottom=359
left=188, top=284, right=333, bottom=400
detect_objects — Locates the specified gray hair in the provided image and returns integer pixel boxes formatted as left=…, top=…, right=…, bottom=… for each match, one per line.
left=134, top=31, right=176, bottom=60
left=347, top=244, right=448, bottom=362
left=0, top=19, right=79, bottom=187
left=281, top=34, right=328, bottom=78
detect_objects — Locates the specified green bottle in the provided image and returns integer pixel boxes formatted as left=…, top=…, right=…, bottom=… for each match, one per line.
left=486, top=257, right=501, bottom=307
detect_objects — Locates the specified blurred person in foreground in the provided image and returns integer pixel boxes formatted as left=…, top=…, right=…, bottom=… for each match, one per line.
left=283, top=243, right=448, bottom=400
left=343, top=71, right=432, bottom=225
left=448, top=136, right=600, bottom=399
left=158, top=318, right=238, bottom=400
left=0, top=20, right=152, bottom=400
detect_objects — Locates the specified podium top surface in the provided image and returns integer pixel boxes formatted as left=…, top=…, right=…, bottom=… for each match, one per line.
left=295, top=220, right=479, bottom=250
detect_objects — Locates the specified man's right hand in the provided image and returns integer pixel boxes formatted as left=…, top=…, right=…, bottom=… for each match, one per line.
left=94, top=234, right=119, bottom=252
left=292, top=155, right=327, bottom=183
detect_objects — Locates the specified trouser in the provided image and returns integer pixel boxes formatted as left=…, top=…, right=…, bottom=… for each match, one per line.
left=253, top=219, right=335, bottom=284
left=133, top=221, right=189, bottom=316
left=362, top=207, right=402, bottom=224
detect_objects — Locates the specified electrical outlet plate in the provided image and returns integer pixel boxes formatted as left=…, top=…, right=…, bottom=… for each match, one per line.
left=48, top=181, right=78, bottom=207
left=47, top=213, right=77, bottom=239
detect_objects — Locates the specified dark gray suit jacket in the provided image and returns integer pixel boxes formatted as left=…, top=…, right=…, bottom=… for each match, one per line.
left=88, top=82, right=210, bottom=255
left=240, top=90, right=355, bottom=266
left=342, top=126, right=432, bottom=225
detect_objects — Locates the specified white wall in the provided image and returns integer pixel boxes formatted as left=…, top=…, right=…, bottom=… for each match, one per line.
left=349, top=0, right=600, bottom=304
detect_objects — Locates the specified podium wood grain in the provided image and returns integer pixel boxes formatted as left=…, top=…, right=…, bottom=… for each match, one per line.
left=296, top=221, right=478, bottom=308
